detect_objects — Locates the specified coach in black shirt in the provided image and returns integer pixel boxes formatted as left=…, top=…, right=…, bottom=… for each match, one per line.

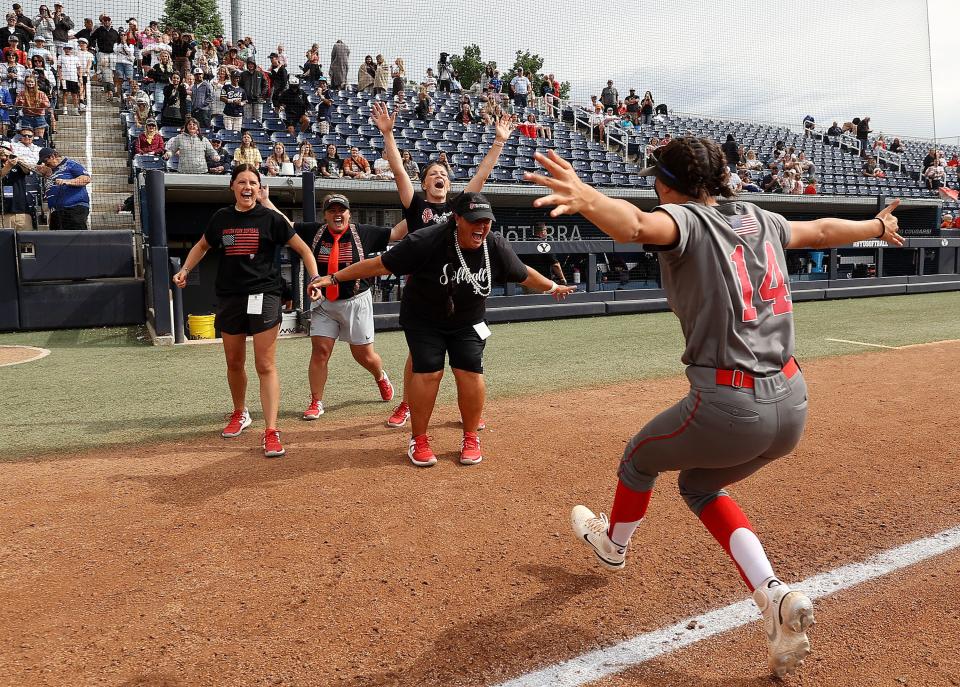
left=313, top=192, right=574, bottom=467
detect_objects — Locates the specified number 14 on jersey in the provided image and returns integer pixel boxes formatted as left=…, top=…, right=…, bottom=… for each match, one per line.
left=729, top=241, right=793, bottom=322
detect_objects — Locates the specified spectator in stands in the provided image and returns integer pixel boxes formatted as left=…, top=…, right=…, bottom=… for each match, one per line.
left=947, top=154, right=959, bottom=168
left=434, top=150, right=453, bottom=176
left=400, top=148, right=418, bottom=181
left=781, top=169, right=802, bottom=194
left=421, top=66, right=436, bottom=93
left=727, top=168, right=742, bottom=194
left=622, top=88, right=639, bottom=124
left=147, top=48, right=174, bottom=106
left=319, top=143, right=342, bottom=178
left=639, top=90, right=654, bottom=125
left=598, top=108, right=619, bottom=139
left=57, top=41, right=81, bottom=115
left=924, top=159, right=945, bottom=190
left=826, top=121, right=841, bottom=137
left=741, top=170, right=761, bottom=193
left=329, top=39, right=348, bottom=89
left=11, top=125, right=39, bottom=169
left=232, top=130, right=261, bottom=168
left=521, top=222, right=567, bottom=290
left=73, top=16, right=93, bottom=44
left=414, top=86, right=432, bottom=120
left=480, top=95, right=502, bottom=125
left=191, top=68, right=214, bottom=128
left=160, top=71, right=187, bottom=127
left=802, top=114, right=815, bottom=137
left=137, top=22, right=161, bottom=66
left=50, top=4, right=72, bottom=58
left=274, top=74, right=307, bottom=132
left=888, top=137, right=903, bottom=154
left=342, top=146, right=372, bottom=179
left=862, top=156, right=885, bottom=179
left=600, top=79, right=618, bottom=113
left=357, top=54, right=374, bottom=92
left=804, top=177, right=818, bottom=195
left=0, top=13, right=28, bottom=51
left=0, top=76, right=10, bottom=134
left=211, top=65, right=229, bottom=116
left=940, top=212, right=953, bottom=228
left=200, top=40, right=218, bottom=71
left=372, top=154, right=393, bottom=180
left=220, top=69, right=245, bottom=130
left=37, top=146, right=90, bottom=229
left=113, top=29, right=135, bottom=94
left=222, top=46, right=243, bottom=70
left=16, top=73, right=48, bottom=139
left=796, top=151, right=815, bottom=180
left=454, top=100, right=476, bottom=125
left=922, top=147, right=937, bottom=171
left=0, top=138, right=32, bottom=229
left=134, top=118, right=164, bottom=155
left=29, top=53, right=54, bottom=104
left=206, top=134, right=226, bottom=174
left=313, top=75, right=333, bottom=134
left=239, top=57, right=267, bottom=122
left=164, top=117, right=218, bottom=173
left=856, top=116, right=871, bottom=157
left=301, top=48, right=322, bottom=82
left=872, top=135, right=887, bottom=151
left=265, top=141, right=291, bottom=176
left=721, top=134, right=740, bottom=172
left=268, top=52, right=287, bottom=109
left=435, top=51, right=453, bottom=92
left=761, top=163, right=781, bottom=193
left=510, top=68, right=530, bottom=110
left=391, top=57, right=405, bottom=97
left=90, top=15, right=119, bottom=100
left=168, top=29, right=192, bottom=75
left=741, top=149, right=761, bottom=171
left=293, top=141, right=317, bottom=173
left=489, top=69, right=502, bottom=94
left=27, top=35, right=52, bottom=66
left=3, top=34, right=25, bottom=64
left=449, top=70, right=463, bottom=94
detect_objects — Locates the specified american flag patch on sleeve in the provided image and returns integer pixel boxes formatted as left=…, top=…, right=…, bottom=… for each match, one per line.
left=728, top=214, right=759, bottom=237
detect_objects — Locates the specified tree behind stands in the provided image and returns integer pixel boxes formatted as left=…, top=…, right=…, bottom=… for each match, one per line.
left=161, top=0, right=224, bottom=37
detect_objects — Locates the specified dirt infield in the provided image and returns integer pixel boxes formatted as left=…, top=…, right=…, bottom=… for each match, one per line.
left=0, top=345, right=49, bottom=367
left=0, top=343, right=957, bottom=686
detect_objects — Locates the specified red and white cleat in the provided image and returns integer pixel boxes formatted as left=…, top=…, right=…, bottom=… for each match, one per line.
left=376, top=371, right=395, bottom=402
left=407, top=434, right=437, bottom=467
left=303, top=395, right=324, bottom=420
left=262, top=428, right=286, bottom=458
left=222, top=408, right=252, bottom=438
left=386, top=401, right=410, bottom=428
left=459, top=431, right=483, bottom=465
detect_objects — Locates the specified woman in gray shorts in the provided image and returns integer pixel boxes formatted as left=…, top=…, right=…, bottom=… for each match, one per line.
left=263, top=192, right=408, bottom=419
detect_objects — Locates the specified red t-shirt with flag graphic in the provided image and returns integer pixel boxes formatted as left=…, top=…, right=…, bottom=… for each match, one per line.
left=203, top=204, right=294, bottom=297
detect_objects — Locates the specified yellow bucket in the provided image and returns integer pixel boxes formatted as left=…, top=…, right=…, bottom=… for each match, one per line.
left=188, top=314, right=216, bottom=340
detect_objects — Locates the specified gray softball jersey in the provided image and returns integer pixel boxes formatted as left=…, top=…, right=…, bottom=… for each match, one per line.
left=652, top=201, right=795, bottom=376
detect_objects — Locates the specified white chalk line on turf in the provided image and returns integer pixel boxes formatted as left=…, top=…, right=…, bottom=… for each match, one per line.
left=826, top=338, right=897, bottom=349
left=491, top=525, right=960, bottom=687
left=0, top=345, right=51, bottom=367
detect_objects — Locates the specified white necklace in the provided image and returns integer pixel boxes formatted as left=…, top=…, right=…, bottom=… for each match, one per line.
left=453, top=230, right=492, bottom=297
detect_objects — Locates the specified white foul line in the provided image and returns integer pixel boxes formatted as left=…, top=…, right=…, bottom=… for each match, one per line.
left=825, top=338, right=897, bottom=349
left=492, top=525, right=960, bottom=687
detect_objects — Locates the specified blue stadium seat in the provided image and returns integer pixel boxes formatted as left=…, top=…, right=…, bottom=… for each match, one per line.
left=271, top=132, right=297, bottom=145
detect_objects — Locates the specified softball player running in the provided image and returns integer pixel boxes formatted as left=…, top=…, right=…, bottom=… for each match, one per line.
left=526, top=138, right=903, bottom=677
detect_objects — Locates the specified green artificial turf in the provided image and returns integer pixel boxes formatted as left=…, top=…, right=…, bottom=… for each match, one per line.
left=2, top=292, right=958, bottom=458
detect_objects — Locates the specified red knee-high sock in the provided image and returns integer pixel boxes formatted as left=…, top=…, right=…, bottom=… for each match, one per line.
left=606, top=480, right=652, bottom=546
left=698, top=495, right=775, bottom=592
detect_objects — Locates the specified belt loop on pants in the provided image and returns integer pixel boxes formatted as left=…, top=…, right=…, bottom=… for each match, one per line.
left=715, top=357, right=800, bottom=390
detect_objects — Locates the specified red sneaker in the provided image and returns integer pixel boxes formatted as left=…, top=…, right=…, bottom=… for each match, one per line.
left=459, top=431, right=483, bottom=465
left=386, top=401, right=410, bottom=428
left=376, top=371, right=395, bottom=402
left=303, top=395, right=324, bottom=420
left=222, top=408, right=252, bottom=438
left=262, top=428, right=285, bottom=458
left=407, top=434, right=437, bottom=467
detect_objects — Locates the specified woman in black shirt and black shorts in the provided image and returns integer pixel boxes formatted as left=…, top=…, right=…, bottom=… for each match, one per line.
left=314, top=192, right=575, bottom=467
left=371, top=100, right=514, bottom=430
left=173, top=164, right=322, bottom=458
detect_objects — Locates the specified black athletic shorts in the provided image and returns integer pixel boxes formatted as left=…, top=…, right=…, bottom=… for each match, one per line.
left=215, top=293, right=282, bottom=336
left=404, top=323, right=486, bottom=374
left=64, top=80, right=80, bottom=94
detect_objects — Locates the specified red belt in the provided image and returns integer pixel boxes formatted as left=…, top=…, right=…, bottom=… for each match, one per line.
left=715, top=357, right=800, bottom=390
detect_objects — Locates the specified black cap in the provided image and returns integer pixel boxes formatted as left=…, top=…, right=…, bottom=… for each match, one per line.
left=452, top=192, right=496, bottom=222
left=322, top=193, right=350, bottom=211
left=38, top=147, right=57, bottom=164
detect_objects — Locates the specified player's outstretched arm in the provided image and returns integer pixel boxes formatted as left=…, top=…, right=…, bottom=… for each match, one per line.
left=315, top=255, right=391, bottom=290
left=788, top=199, right=903, bottom=249
left=526, top=150, right=679, bottom=245
left=371, top=101, right=414, bottom=207
left=519, top=266, right=577, bottom=301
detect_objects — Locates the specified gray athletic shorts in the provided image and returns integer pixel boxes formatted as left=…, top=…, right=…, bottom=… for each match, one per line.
left=309, top=288, right=375, bottom=345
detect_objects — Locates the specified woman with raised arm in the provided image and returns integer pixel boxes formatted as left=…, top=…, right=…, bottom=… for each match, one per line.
left=525, top=139, right=903, bottom=680
left=370, top=99, right=514, bottom=430
left=313, top=191, right=574, bottom=466
left=172, top=164, right=322, bottom=458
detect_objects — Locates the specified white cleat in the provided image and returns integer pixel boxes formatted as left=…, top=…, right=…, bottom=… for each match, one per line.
left=570, top=505, right=626, bottom=571
left=754, top=579, right=815, bottom=678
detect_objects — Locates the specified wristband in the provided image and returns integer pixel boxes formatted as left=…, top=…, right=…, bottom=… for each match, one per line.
left=875, top=218, right=885, bottom=239
left=329, top=273, right=339, bottom=285
left=546, top=280, right=559, bottom=294
left=491, top=140, right=505, bottom=147
left=308, top=274, right=321, bottom=284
